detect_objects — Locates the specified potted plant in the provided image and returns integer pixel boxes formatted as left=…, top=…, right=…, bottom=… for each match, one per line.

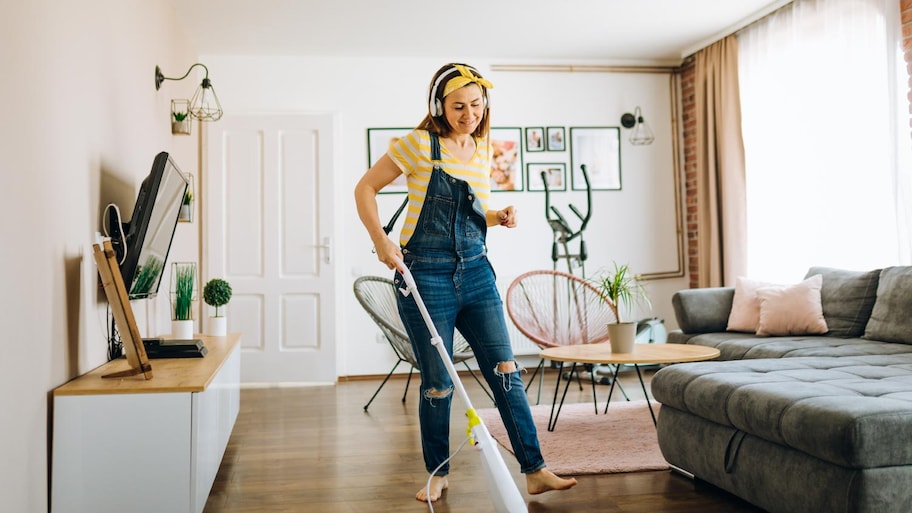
left=203, top=278, right=232, bottom=336
left=170, top=262, right=198, bottom=339
left=172, top=109, right=191, bottom=135
left=593, top=262, right=651, bottom=353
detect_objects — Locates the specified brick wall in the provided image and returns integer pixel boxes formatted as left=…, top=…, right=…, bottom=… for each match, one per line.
left=679, top=60, right=699, bottom=288
left=679, top=0, right=912, bottom=290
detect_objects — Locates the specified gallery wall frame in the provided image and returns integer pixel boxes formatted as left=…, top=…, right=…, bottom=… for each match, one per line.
left=526, top=163, right=567, bottom=192
left=569, top=127, right=621, bottom=191
left=525, top=127, right=545, bottom=152
left=367, top=127, right=411, bottom=194
left=491, top=127, right=524, bottom=192
left=546, top=126, right=566, bottom=152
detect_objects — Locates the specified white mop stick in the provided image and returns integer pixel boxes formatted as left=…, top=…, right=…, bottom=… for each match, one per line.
left=395, top=260, right=528, bottom=513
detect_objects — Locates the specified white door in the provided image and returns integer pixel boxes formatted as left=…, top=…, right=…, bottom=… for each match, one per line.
left=205, top=114, right=336, bottom=383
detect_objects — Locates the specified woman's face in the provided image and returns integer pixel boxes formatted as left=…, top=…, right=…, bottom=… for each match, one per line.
left=442, top=83, right=485, bottom=136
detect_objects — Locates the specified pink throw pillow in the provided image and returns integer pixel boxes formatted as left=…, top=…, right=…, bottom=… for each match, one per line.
left=727, top=277, right=774, bottom=333
left=755, top=274, right=828, bottom=336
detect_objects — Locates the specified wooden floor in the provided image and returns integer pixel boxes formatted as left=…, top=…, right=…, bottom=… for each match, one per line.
left=204, top=366, right=765, bottom=513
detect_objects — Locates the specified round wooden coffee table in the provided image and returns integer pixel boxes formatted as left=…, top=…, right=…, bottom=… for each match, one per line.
left=540, top=343, right=720, bottom=431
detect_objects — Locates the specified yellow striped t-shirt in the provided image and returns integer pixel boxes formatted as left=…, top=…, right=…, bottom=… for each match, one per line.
left=388, top=129, right=492, bottom=246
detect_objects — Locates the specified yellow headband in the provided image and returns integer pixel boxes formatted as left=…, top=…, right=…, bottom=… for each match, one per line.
left=441, top=65, right=494, bottom=98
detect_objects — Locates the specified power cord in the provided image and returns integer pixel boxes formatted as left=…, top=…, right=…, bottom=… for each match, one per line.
left=425, top=434, right=471, bottom=512
left=102, top=203, right=127, bottom=265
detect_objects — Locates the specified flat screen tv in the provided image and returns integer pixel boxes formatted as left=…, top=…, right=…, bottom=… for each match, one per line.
left=109, top=151, right=190, bottom=299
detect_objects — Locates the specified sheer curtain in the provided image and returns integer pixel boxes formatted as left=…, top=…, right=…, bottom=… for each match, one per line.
left=738, top=0, right=912, bottom=283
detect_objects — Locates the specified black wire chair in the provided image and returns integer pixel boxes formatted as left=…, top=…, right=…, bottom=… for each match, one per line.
left=354, top=275, right=493, bottom=411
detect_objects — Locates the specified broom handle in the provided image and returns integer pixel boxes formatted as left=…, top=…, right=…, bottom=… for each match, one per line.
left=395, top=259, right=475, bottom=410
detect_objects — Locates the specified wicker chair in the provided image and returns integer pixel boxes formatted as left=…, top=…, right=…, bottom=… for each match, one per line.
left=353, top=275, right=492, bottom=411
left=506, top=269, right=627, bottom=405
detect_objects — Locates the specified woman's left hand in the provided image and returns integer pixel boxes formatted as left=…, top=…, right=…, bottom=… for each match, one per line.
left=497, top=206, right=517, bottom=228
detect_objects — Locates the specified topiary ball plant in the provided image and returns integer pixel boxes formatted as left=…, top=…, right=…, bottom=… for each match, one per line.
left=203, top=278, right=232, bottom=317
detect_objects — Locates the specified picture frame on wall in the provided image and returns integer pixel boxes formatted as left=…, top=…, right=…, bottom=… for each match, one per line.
left=490, top=127, right=524, bottom=191
left=525, top=127, right=545, bottom=152
left=546, top=126, right=566, bottom=152
left=367, top=127, right=411, bottom=193
left=526, top=163, right=567, bottom=192
left=569, top=126, right=621, bottom=191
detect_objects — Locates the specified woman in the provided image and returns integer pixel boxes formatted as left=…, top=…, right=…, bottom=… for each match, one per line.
left=354, top=63, right=577, bottom=503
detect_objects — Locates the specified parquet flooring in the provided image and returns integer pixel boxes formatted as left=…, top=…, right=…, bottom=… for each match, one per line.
left=203, top=367, right=765, bottom=512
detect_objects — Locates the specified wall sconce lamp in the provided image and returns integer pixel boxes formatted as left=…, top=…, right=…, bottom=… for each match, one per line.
left=620, top=106, right=654, bottom=145
left=155, top=63, right=223, bottom=121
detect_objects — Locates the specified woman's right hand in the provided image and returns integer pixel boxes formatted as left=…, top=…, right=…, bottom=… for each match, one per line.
left=373, top=236, right=404, bottom=271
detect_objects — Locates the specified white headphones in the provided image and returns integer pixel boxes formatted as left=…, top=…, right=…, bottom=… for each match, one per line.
left=428, top=64, right=489, bottom=118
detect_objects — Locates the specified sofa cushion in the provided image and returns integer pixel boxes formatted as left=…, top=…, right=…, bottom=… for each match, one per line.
left=675, top=332, right=912, bottom=360
left=756, top=274, right=828, bottom=336
left=672, top=287, right=734, bottom=334
left=651, top=354, right=912, bottom=469
left=804, top=266, right=880, bottom=338
left=727, top=277, right=775, bottom=332
left=865, top=266, right=912, bottom=344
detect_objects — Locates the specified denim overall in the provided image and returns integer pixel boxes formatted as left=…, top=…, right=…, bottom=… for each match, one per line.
left=395, top=133, right=545, bottom=476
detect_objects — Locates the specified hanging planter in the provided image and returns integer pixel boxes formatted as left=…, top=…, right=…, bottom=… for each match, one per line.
left=171, top=99, right=191, bottom=135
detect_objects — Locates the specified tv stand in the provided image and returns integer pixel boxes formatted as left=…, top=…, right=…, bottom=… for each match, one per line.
left=51, top=333, right=240, bottom=513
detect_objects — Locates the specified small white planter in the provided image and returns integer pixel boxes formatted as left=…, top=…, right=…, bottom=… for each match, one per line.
left=172, top=319, right=194, bottom=339
left=608, top=322, right=638, bottom=353
left=206, top=316, right=227, bottom=337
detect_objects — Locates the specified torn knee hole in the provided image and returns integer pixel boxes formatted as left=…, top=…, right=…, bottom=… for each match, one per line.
left=497, top=361, right=517, bottom=373
left=424, top=387, right=453, bottom=399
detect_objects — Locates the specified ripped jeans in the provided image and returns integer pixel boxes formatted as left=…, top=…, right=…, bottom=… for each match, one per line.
left=396, top=253, right=546, bottom=476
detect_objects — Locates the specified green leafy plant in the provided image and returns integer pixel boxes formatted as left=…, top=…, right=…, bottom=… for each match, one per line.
left=129, top=255, right=163, bottom=296
left=203, top=278, right=233, bottom=317
left=171, top=263, right=197, bottom=321
left=182, top=190, right=193, bottom=205
left=172, top=110, right=189, bottom=122
left=593, top=262, right=651, bottom=323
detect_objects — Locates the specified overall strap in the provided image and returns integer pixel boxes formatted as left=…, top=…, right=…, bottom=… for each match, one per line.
left=429, top=132, right=442, bottom=163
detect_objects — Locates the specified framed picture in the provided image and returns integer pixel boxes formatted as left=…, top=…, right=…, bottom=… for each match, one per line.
left=526, top=163, right=567, bottom=192
left=367, top=127, right=411, bottom=193
left=490, top=127, right=524, bottom=192
left=546, top=126, right=566, bottom=152
left=569, top=127, right=621, bottom=191
left=525, top=127, right=545, bottom=152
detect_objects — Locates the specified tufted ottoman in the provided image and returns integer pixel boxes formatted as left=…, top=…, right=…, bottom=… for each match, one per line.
left=651, top=354, right=912, bottom=513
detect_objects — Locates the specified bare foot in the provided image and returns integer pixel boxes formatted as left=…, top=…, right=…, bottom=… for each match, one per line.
left=416, top=475, right=448, bottom=502
left=526, top=468, right=578, bottom=495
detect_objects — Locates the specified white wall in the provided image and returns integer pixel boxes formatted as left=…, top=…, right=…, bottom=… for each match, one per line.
left=0, top=1, right=199, bottom=510
left=200, top=56, right=689, bottom=377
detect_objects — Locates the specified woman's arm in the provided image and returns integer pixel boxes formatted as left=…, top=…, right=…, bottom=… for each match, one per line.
left=354, top=154, right=406, bottom=269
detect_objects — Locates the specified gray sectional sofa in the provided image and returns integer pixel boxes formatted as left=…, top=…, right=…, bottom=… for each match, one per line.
left=651, top=266, right=912, bottom=513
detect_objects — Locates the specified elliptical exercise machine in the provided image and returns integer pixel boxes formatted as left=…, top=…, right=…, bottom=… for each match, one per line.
left=536, top=165, right=630, bottom=394
left=542, top=164, right=591, bottom=276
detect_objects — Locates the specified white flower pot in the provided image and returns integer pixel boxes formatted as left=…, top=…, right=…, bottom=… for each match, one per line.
left=206, top=316, right=227, bottom=337
left=171, top=319, right=194, bottom=339
left=608, top=322, right=638, bottom=354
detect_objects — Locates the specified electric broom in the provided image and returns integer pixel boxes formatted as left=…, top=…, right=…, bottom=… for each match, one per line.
left=395, top=259, right=528, bottom=513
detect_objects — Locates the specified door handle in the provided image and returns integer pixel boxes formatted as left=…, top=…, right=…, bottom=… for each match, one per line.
left=316, top=237, right=332, bottom=264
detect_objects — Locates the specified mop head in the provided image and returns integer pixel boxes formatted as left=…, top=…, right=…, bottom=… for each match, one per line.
left=467, top=409, right=528, bottom=513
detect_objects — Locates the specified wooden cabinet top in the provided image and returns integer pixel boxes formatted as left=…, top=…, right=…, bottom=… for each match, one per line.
left=54, top=333, right=240, bottom=396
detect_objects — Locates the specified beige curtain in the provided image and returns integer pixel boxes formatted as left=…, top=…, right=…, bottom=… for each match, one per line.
left=694, top=35, right=747, bottom=287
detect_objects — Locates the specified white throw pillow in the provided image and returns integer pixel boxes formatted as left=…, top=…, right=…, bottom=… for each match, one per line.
left=756, top=274, right=828, bottom=336
left=727, top=277, right=774, bottom=333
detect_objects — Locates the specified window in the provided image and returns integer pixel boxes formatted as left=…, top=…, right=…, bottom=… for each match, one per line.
left=738, top=0, right=911, bottom=282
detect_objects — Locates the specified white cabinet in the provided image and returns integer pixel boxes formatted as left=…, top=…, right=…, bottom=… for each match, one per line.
left=51, top=334, right=240, bottom=513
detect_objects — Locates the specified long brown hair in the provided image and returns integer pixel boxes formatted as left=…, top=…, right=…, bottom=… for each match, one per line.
left=416, top=63, right=491, bottom=138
